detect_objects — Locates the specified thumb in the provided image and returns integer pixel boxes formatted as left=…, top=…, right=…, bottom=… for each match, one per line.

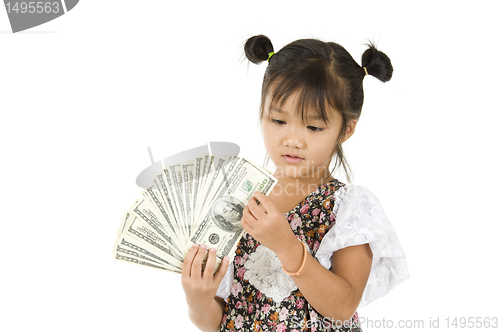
left=213, top=256, right=230, bottom=285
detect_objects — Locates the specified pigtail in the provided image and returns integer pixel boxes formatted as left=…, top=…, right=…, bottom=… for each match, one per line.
left=361, top=42, right=393, bottom=82
left=244, top=35, right=274, bottom=64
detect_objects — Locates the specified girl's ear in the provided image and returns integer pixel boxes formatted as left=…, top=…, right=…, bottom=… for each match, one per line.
left=343, top=119, right=358, bottom=142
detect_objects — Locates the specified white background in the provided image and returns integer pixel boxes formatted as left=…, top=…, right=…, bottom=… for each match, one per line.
left=1, top=1, right=499, bottom=331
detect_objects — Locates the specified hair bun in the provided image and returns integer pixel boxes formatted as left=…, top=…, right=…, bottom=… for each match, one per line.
left=244, top=35, right=274, bottom=64
left=361, top=43, right=393, bottom=82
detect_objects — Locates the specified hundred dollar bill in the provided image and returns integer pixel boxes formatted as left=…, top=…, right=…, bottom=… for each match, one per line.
left=130, top=197, right=184, bottom=260
left=204, top=155, right=241, bottom=209
left=181, top=162, right=194, bottom=236
left=159, top=167, right=182, bottom=229
left=199, top=155, right=214, bottom=191
left=114, top=252, right=170, bottom=271
left=166, top=164, right=188, bottom=240
left=196, top=155, right=232, bottom=219
left=114, top=212, right=182, bottom=272
left=123, top=213, right=183, bottom=268
left=114, top=236, right=182, bottom=272
left=142, top=187, right=179, bottom=243
left=191, top=156, right=204, bottom=229
left=188, top=156, right=277, bottom=272
left=193, top=155, right=213, bottom=222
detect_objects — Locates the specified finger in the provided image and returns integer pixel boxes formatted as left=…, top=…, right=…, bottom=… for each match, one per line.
left=247, top=196, right=267, bottom=220
left=240, top=216, right=253, bottom=233
left=191, top=244, right=207, bottom=282
left=182, top=244, right=199, bottom=279
left=203, top=247, right=217, bottom=282
left=240, top=211, right=254, bottom=234
left=252, top=192, right=268, bottom=213
left=241, top=205, right=257, bottom=229
left=252, top=191, right=273, bottom=213
left=213, top=256, right=230, bottom=285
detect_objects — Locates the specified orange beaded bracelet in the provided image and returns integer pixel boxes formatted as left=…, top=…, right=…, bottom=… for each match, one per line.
left=282, top=240, right=307, bottom=276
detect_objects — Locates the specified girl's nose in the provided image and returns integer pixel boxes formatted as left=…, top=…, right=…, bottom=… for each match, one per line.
left=282, top=126, right=305, bottom=149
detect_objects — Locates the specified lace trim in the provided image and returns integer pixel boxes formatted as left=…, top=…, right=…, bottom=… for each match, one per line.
left=315, top=185, right=409, bottom=307
left=215, top=262, right=234, bottom=302
left=242, top=243, right=312, bottom=303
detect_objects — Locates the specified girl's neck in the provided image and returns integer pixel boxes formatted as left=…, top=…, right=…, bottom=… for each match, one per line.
left=273, top=174, right=333, bottom=191
left=269, top=170, right=334, bottom=213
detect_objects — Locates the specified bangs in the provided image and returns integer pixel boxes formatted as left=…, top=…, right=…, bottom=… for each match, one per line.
left=262, top=59, right=348, bottom=124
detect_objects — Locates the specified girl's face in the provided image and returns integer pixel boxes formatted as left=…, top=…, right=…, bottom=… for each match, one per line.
left=262, top=90, right=356, bottom=184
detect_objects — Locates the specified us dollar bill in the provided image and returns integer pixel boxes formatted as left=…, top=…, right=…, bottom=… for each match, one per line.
left=123, top=213, right=184, bottom=268
left=142, top=187, right=179, bottom=241
left=114, top=235, right=182, bottom=272
left=188, top=156, right=277, bottom=272
left=181, top=162, right=194, bottom=235
left=114, top=154, right=276, bottom=274
left=191, top=156, right=204, bottom=227
left=114, top=252, right=171, bottom=271
left=130, top=197, right=184, bottom=259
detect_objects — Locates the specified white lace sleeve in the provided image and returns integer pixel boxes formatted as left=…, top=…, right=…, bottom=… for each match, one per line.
left=315, top=185, right=410, bottom=307
left=215, top=262, right=234, bottom=302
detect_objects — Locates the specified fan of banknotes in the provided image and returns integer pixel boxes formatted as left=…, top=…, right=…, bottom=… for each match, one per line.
left=113, top=143, right=277, bottom=273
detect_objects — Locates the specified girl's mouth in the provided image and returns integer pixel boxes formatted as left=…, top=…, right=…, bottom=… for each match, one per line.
left=283, top=154, right=304, bottom=164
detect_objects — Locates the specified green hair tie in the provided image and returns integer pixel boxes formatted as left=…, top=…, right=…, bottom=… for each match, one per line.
left=267, top=52, right=275, bottom=62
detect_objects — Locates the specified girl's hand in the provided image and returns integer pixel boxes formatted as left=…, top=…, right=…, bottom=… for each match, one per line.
left=181, top=244, right=229, bottom=311
left=240, top=191, right=297, bottom=256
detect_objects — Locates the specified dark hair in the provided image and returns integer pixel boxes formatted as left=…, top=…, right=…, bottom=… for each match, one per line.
left=244, top=35, right=393, bottom=182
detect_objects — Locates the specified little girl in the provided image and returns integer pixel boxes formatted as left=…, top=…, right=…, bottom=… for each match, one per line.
left=181, top=35, right=409, bottom=332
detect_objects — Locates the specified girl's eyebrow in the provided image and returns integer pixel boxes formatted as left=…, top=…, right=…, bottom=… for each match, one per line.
left=270, top=105, right=324, bottom=120
left=269, top=105, right=286, bottom=114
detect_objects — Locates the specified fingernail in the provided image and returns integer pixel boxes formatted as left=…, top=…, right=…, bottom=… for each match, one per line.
left=223, top=256, right=229, bottom=262
left=192, top=244, right=199, bottom=249
left=200, top=244, right=206, bottom=249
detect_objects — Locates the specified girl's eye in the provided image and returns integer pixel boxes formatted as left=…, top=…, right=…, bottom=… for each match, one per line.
left=307, top=126, right=324, bottom=132
left=272, top=119, right=286, bottom=125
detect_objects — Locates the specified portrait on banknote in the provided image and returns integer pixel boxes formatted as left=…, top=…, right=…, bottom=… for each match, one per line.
left=211, top=196, right=244, bottom=233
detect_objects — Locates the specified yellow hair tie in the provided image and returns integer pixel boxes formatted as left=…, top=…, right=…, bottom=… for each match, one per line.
left=267, top=52, right=275, bottom=62
left=363, top=67, right=368, bottom=76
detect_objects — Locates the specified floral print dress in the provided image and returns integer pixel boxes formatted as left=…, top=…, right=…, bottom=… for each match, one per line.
left=219, top=179, right=363, bottom=332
